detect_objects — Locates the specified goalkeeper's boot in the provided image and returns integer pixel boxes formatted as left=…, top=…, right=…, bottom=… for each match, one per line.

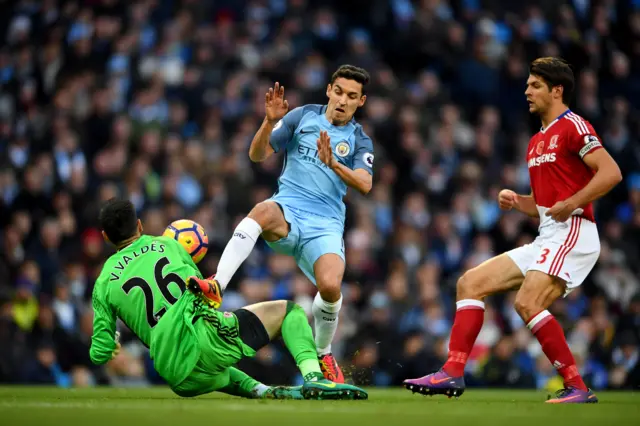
left=187, top=275, right=223, bottom=309
left=546, top=387, right=598, bottom=404
left=302, top=372, right=368, bottom=400
left=319, top=353, right=345, bottom=383
left=262, top=386, right=304, bottom=400
left=403, top=370, right=465, bottom=398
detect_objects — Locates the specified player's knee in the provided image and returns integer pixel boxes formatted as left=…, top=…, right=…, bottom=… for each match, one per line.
left=456, top=270, right=484, bottom=300
left=247, top=201, right=288, bottom=238
left=513, top=290, right=537, bottom=321
left=247, top=202, right=272, bottom=226
left=316, top=273, right=342, bottom=302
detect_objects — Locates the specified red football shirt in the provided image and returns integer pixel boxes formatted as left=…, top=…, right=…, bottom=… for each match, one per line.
left=526, top=110, right=603, bottom=222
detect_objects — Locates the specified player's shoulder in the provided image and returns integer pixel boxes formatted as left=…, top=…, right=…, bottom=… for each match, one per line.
left=151, top=235, right=184, bottom=252
left=94, top=252, right=120, bottom=291
left=302, top=104, right=325, bottom=114
left=560, top=111, right=597, bottom=137
left=528, top=129, right=543, bottom=143
left=353, top=123, right=372, bottom=146
left=291, top=104, right=324, bottom=117
left=283, top=104, right=323, bottom=126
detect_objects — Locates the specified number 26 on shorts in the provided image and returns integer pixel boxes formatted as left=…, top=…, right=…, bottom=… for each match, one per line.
left=536, top=248, right=551, bottom=264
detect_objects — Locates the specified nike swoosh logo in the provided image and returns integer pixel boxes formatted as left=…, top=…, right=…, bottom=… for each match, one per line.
left=300, top=129, right=313, bottom=134
left=549, top=394, right=581, bottom=403
left=311, top=382, right=337, bottom=388
left=431, top=376, right=453, bottom=384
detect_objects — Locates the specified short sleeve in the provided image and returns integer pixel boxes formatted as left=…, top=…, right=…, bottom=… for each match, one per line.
left=352, top=126, right=374, bottom=174
left=567, top=120, right=603, bottom=159
left=270, top=107, right=305, bottom=153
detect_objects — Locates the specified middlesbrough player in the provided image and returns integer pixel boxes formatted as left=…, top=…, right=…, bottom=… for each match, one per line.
left=404, top=57, right=622, bottom=403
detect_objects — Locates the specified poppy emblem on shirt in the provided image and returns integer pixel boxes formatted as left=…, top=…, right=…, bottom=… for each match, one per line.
left=536, top=140, right=545, bottom=155
left=335, top=141, right=350, bottom=157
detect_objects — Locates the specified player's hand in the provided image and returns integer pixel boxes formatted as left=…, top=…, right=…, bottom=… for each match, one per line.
left=545, top=200, right=578, bottom=222
left=498, top=189, right=518, bottom=211
left=317, top=131, right=337, bottom=169
left=265, top=82, right=289, bottom=124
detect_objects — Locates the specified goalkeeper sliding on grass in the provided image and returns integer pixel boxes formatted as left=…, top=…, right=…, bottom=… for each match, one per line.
left=89, top=198, right=367, bottom=400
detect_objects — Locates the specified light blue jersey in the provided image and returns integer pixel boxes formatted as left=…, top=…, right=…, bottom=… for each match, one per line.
left=269, top=104, right=374, bottom=224
left=266, top=104, right=374, bottom=284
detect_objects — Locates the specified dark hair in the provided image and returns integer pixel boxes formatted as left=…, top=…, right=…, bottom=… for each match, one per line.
left=98, top=198, right=138, bottom=245
left=529, top=57, right=575, bottom=105
left=330, top=65, right=370, bottom=95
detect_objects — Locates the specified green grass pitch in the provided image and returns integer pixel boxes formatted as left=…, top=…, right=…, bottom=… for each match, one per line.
left=1, top=387, right=638, bottom=426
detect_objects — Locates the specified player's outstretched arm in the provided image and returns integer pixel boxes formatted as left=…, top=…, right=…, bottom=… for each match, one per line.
left=249, top=82, right=289, bottom=162
left=249, top=118, right=277, bottom=162
left=89, top=281, right=118, bottom=365
left=546, top=149, right=622, bottom=222
left=498, top=190, right=538, bottom=217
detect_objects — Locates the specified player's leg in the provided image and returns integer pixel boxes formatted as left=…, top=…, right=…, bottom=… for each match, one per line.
left=515, top=276, right=597, bottom=403
left=173, top=362, right=296, bottom=400
left=240, top=300, right=367, bottom=400
left=515, top=219, right=599, bottom=403
left=214, top=201, right=290, bottom=291
left=311, top=253, right=345, bottom=382
left=179, top=300, right=303, bottom=400
left=238, top=300, right=324, bottom=379
left=404, top=253, right=524, bottom=397
left=170, top=360, right=252, bottom=398
left=218, top=367, right=303, bottom=400
left=293, top=228, right=346, bottom=382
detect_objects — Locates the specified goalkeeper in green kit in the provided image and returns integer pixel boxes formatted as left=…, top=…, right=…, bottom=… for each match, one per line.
left=90, top=199, right=367, bottom=400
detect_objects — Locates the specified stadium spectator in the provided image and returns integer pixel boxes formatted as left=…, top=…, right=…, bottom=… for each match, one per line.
left=0, top=0, right=638, bottom=391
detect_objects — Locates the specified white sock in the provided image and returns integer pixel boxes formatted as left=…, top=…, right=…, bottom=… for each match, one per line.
left=216, top=218, right=262, bottom=290
left=252, top=383, right=270, bottom=397
left=312, top=292, right=342, bottom=356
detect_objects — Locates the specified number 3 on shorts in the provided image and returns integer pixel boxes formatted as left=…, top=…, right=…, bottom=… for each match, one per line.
left=536, top=248, right=551, bottom=264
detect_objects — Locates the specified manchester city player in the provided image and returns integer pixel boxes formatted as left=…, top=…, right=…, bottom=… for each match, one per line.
left=193, top=65, right=373, bottom=382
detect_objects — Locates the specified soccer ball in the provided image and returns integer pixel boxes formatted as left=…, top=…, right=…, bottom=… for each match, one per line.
left=163, top=219, right=209, bottom=264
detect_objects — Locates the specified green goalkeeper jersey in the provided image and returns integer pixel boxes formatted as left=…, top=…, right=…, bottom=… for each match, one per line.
left=90, top=234, right=203, bottom=383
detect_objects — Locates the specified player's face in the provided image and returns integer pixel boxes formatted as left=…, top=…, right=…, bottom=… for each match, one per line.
left=525, top=74, right=552, bottom=115
left=326, top=78, right=366, bottom=125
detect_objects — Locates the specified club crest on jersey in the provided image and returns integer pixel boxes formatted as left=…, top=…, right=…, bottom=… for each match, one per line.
left=549, top=135, right=559, bottom=150
left=335, top=141, right=350, bottom=157
left=536, top=140, right=545, bottom=155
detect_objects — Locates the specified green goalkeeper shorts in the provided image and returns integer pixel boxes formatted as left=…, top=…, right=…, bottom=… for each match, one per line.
left=171, top=305, right=268, bottom=397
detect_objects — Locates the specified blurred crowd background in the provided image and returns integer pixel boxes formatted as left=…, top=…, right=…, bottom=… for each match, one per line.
left=1, top=0, right=639, bottom=392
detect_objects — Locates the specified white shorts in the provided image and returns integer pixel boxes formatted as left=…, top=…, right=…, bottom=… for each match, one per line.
left=506, top=215, right=600, bottom=295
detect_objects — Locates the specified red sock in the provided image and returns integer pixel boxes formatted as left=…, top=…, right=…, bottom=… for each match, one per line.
left=442, top=299, right=485, bottom=377
left=527, top=310, right=587, bottom=391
